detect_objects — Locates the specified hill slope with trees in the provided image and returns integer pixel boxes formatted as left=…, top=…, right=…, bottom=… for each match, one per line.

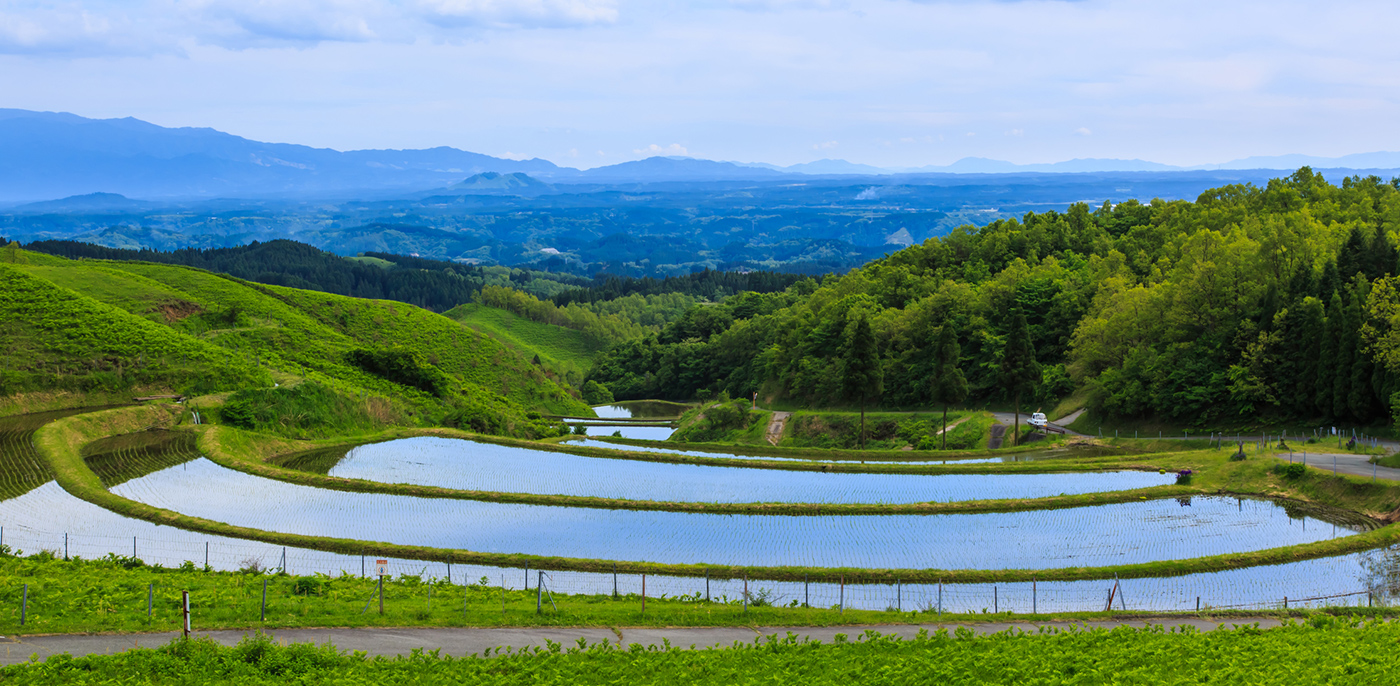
left=588, top=169, right=1400, bottom=429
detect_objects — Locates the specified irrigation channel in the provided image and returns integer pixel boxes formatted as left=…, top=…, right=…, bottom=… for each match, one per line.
left=294, top=436, right=1173, bottom=504
left=0, top=406, right=1398, bottom=614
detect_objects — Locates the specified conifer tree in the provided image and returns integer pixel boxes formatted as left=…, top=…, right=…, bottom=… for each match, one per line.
left=999, top=309, right=1041, bottom=446
left=929, top=325, right=968, bottom=450
left=1330, top=292, right=1354, bottom=421
left=840, top=315, right=882, bottom=449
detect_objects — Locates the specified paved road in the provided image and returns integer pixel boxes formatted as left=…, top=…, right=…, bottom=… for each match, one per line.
left=989, top=412, right=1084, bottom=439
left=1270, top=451, right=1400, bottom=482
left=0, top=618, right=1291, bottom=666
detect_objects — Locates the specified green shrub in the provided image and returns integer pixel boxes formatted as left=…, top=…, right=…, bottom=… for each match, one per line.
left=345, top=348, right=451, bottom=397
left=581, top=380, right=615, bottom=405
left=221, top=382, right=395, bottom=438
left=292, top=576, right=327, bottom=597
left=1272, top=462, right=1308, bottom=479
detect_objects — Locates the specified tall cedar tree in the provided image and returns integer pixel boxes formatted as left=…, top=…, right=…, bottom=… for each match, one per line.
left=999, top=309, right=1041, bottom=446
left=840, top=315, right=882, bottom=449
left=1331, top=291, right=1354, bottom=421
left=929, top=325, right=968, bottom=450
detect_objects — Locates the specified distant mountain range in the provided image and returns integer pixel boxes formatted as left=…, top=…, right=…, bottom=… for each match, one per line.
left=2, top=108, right=1398, bottom=203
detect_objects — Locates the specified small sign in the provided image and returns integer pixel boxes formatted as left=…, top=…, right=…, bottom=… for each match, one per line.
left=375, top=560, right=389, bottom=577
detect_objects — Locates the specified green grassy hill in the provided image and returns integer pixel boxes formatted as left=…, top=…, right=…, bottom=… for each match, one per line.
left=0, top=249, right=590, bottom=433
left=444, top=303, right=605, bottom=385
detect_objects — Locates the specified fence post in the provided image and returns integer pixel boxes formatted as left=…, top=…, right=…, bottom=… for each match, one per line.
left=1032, top=577, right=1037, bottom=615
left=641, top=573, right=646, bottom=614
left=182, top=591, right=190, bottom=637
left=379, top=574, right=384, bottom=616
left=204, top=543, right=208, bottom=569
left=361, top=555, right=365, bottom=579
left=1283, top=596, right=1288, bottom=609
left=447, top=562, right=451, bottom=585
left=133, top=536, right=136, bottom=559
left=804, top=574, right=808, bottom=608
left=938, top=579, right=942, bottom=616
left=1196, top=596, right=1200, bottom=612
left=840, top=575, right=844, bottom=615
left=20, top=584, right=26, bottom=627
left=994, top=586, right=998, bottom=613
left=743, top=574, right=748, bottom=613
left=64, top=532, right=68, bottom=560
left=705, top=569, right=709, bottom=602
left=261, top=579, right=267, bottom=621
left=897, top=578, right=901, bottom=612
left=537, top=572, right=543, bottom=615
left=524, top=563, right=529, bottom=591
left=614, top=563, right=619, bottom=599
left=148, top=583, right=154, bottom=622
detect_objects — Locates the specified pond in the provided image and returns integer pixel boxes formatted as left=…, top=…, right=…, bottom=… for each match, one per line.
left=592, top=401, right=687, bottom=420
left=113, top=458, right=1368, bottom=571
left=305, top=436, right=1170, bottom=504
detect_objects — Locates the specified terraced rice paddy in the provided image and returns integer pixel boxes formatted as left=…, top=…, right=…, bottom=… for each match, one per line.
left=114, top=458, right=1368, bottom=570
left=312, top=436, right=1171, bottom=503
left=0, top=408, right=106, bottom=501
left=0, top=409, right=1394, bottom=612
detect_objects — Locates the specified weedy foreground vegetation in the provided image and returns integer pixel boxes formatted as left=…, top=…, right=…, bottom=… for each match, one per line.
left=7, top=620, right=1400, bottom=685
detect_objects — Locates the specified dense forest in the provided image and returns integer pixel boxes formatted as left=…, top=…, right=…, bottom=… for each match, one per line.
left=587, top=169, right=1400, bottom=428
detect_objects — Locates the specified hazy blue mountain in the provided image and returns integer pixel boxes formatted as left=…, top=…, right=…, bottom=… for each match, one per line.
left=573, top=157, right=784, bottom=182
left=0, top=108, right=562, bottom=202
left=4, top=108, right=1399, bottom=206
left=782, top=159, right=891, bottom=175
left=1200, top=152, right=1400, bottom=170
left=430, top=172, right=556, bottom=196
left=11, top=192, right=154, bottom=213
left=901, top=157, right=1180, bottom=173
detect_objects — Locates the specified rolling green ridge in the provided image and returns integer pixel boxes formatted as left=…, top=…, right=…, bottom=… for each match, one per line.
left=0, top=250, right=590, bottom=431
left=444, top=303, right=604, bottom=384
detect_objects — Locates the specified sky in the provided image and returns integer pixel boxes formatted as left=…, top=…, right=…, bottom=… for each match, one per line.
left=1, top=0, right=1397, bottom=169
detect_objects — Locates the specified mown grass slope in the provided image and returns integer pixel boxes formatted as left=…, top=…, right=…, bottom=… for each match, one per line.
left=0, top=250, right=590, bottom=431
left=444, top=303, right=604, bottom=385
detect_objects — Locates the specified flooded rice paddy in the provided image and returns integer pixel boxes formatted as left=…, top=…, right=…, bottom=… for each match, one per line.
left=566, top=438, right=1118, bottom=465
left=0, top=407, right=1393, bottom=613
left=311, top=436, right=1170, bottom=504
left=113, top=457, right=1367, bottom=570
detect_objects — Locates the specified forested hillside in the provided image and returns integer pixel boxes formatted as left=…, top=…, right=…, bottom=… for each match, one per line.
left=0, top=246, right=589, bottom=434
left=588, top=169, right=1400, bottom=428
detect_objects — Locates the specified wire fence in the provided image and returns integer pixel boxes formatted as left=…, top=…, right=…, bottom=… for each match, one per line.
left=2, top=522, right=1396, bottom=616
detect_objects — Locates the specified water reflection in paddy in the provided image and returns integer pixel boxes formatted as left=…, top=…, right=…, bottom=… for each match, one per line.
left=115, top=458, right=1365, bottom=570
left=566, top=438, right=1109, bottom=465
left=318, top=437, right=1169, bottom=504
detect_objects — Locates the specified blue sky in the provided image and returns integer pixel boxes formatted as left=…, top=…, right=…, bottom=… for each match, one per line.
left=1, top=0, right=1395, bottom=168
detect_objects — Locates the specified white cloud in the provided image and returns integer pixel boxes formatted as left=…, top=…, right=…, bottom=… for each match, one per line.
left=417, top=0, right=618, bottom=28
left=1005, top=128, right=1024, bottom=137
left=634, top=142, right=688, bottom=156
left=813, top=140, right=838, bottom=149
left=0, top=4, right=147, bottom=55
left=180, top=0, right=379, bottom=48
left=1074, top=127, right=1092, bottom=136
